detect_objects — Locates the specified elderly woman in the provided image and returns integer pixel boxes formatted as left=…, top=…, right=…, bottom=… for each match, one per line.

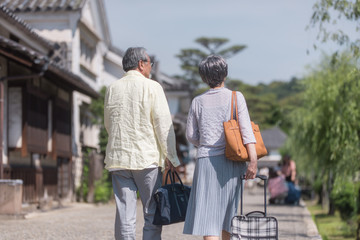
left=183, top=55, right=257, bottom=240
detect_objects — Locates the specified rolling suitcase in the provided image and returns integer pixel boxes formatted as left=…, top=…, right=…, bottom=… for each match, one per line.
left=231, top=175, right=278, bottom=240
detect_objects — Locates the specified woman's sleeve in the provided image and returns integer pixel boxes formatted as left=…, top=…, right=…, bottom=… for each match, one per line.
left=186, top=100, right=200, bottom=147
left=237, top=92, right=256, bottom=144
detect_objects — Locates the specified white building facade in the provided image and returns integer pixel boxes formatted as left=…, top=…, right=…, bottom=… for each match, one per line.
left=1, top=0, right=192, bottom=201
left=1, top=0, right=124, bottom=197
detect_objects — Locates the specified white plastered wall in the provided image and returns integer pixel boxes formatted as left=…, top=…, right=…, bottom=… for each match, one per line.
left=0, top=57, right=8, bottom=166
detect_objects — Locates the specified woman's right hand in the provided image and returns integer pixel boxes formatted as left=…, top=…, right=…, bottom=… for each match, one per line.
left=245, top=143, right=257, bottom=179
left=245, top=160, right=257, bottom=179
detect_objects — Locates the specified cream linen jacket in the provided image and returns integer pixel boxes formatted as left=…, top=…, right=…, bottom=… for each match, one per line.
left=104, top=70, right=180, bottom=171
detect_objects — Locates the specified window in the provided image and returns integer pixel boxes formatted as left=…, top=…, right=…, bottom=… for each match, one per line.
left=8, top=87, right=22, bottom=148
left=27, top=92, right=48, bottom=154
left=80, top=39, right=95, bottom=69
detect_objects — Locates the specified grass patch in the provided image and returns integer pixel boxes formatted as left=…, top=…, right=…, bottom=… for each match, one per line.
left=307, top=202, right=356, bottom=240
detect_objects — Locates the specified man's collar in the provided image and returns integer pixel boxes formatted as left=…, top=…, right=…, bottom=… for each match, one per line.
left=125, top=70, right=145, bottom=77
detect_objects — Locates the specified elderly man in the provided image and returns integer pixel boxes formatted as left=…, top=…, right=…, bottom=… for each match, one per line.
left=104, top=47, right=180, bottom=240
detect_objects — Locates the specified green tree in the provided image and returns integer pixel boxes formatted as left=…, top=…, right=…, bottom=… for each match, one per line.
left=176, top=37, right=246, bottom=91
left=77, top=86, right=112, bottom=203
left=287, top=52, right=360, bottom=227
left=309, top=0, right=360, bottom=55
left=226, top=79, right=277, bottom=129
left=258, top=78, right=304, bottom=133
left=225, top=78, right=303, bottom=131
left=90, top=86, right=112, bottom=203
left=89, top=86, right=108, bottom=154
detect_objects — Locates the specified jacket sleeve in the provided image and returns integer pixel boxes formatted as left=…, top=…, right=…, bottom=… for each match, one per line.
left=186, top=99, right=200, bottom=147
left=151, top=84, right=180, bottom=167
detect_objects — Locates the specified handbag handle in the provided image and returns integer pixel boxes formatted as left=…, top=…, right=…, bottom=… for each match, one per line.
left=172, top=170, right=185, bottom=187
left=165, top=170, right=186, bottom=189
left=171, top=170, right=190, bottom=204
left=165, top=170, right=174, bottom=185
left=230, top=91, right=239, bottom=122
left=165, top=170, right=189, bottom=204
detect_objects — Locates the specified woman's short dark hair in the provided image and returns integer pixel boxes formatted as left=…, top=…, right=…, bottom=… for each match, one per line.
left=198, top=55, right=228, bottom=88
left=122, top=47, right=148, bottom=72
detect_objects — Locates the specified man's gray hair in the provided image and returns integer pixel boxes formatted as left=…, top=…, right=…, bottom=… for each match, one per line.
left=198, top=55, right=228, bottom=88
left=122, top=47, right=148, bottom=72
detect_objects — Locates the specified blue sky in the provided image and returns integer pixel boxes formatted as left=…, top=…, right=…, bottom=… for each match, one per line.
left=104, top=1, right=354, bottom=85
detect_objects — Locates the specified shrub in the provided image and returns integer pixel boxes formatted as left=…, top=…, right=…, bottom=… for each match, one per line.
left=331, top=180, right=357, bottom=221
left=94, top=169, right=113, bottom=203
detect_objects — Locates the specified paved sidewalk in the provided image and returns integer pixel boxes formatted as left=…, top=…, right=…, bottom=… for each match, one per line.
left=242, top=185, right=322, bottom=240
left=0, top=185, right=321, bottom=240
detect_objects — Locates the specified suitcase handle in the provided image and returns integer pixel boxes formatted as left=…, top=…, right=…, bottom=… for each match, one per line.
left=246, top=211, right=266, bottom=217
left=255, top=174, right=267, bottom=181
left=240, top=174, right=268, bottom=216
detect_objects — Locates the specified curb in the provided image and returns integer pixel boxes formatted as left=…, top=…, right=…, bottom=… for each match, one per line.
left=0, top=213, right=26, bottom=220
left=302, top=200, right=322, bottom=240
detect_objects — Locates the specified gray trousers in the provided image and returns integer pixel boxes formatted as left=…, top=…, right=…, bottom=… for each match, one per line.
left=112, top=168, right=162, bottom=240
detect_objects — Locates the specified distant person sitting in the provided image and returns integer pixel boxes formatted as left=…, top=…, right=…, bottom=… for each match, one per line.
left=268, top=167, right=288, bottom=204
left=281, top=154, right=296, bottom=183
left=280, top=155, right=301, bottom=205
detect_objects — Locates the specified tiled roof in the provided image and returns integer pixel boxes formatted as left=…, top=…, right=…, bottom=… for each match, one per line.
left=0, top=35, right=48, bottom=66
left=0, top=5, right=54, bottom=49
left=109, top=45, right=125, bottom=58
left=261, top=126, right=287, bottom=150
left=48, top=63, right=99, bottom=98
left=155, top=71, right=190, bottom=91
left=0, top=0, right=86, bottom=12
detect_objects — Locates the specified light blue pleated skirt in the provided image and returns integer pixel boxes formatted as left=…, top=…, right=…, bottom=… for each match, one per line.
left=183, top=154, right=247, bottom=236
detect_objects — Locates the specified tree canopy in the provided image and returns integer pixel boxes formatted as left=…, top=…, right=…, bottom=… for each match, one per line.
left=176, top=37, right=246, bottom=91
left=289, top=52, right=360, bottom=174
left=225, top=78, right=303, bottom=131
left=286, top=52, right=360, bottom=223
left=310, top=0, right=360, bottom=55
left=89, top=86, right=107, bottom=154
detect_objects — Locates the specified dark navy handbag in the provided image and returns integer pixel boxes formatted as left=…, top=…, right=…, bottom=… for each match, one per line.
left=152, top=170, right=191, bottom=225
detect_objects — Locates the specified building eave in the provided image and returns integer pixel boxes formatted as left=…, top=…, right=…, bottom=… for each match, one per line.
left=0, top=0, right=87, bottom=12
left=47, top=64, right=99, bottom=98
left=0, top=6, right=55, bottom=50
left=0, top=35, right=99, bottom=98
left=97, top=0, right=111, bottom=46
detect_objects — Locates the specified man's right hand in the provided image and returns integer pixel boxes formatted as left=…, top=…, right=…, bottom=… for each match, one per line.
left=165, top=158, right=175, bottom=171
